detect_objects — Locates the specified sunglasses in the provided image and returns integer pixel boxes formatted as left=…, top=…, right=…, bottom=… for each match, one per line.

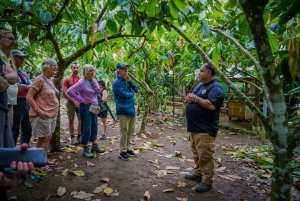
left=1, top=36, right=17, bottom=42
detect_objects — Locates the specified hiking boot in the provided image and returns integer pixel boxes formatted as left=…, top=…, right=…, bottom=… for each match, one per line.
left=185, top=173, right=202, bottom=181
left=71, top=137, right=78, bottom=145
left=119, top=152, right=129, bottom=161
left=100, top=134, right=107, bottom=140
left=82, top=147, right=94, bottom=159
left=127, top=150, right=137, bottom=157
left=91, top=143, right=105, bottom=153
left=195, top=182, right=212, bottom=192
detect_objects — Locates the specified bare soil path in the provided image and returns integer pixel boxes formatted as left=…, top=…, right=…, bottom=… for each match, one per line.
left=8, top=103, right=299, bottom=201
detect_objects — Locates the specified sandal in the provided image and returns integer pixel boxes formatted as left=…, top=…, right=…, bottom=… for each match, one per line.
left=37, top=165, right=52, bottom=173
left=47, top=160, right=57, bottom=166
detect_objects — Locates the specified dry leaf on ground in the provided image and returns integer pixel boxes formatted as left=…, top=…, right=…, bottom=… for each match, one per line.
left=104, top=187, right=113, bottom=196
left=177, top=181, right=187, bottom=188
left=111, top=192, right=119, bottom=197
left=163, top=188, right=174, bottom=193
left=57, top=187, right=66, bottom=197
left=100, top=177, right=110, bottom=182
left=176, top=198, right=188, bottom=201
left=73, top=191, right=95, bottom=199
left=144, top=190, right=150, bottom=201
left=87, top=161, right=95, bottom=167
left=215, top=167, right=226, bottom=172
left=93, top=184, right=108, bottom=193
left=166, top=166, right=180, bottom=170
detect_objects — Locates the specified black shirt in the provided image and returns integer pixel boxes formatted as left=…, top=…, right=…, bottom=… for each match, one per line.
left=186, top=79, right=224, bottom=136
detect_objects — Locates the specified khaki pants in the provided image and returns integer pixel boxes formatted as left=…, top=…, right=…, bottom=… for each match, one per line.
left=8, top=105, right=13, bottom=128
left=190, top=132, right=215, bottom=185
left=118, top=115, right=136, bottom=153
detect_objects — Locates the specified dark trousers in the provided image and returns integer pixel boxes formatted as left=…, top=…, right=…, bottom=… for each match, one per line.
left=12, top=98, right=32, bottom=145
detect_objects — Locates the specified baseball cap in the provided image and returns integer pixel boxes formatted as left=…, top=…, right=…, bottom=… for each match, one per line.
left=98, top=80, right=105, bottom=86
left=12, top=50, right=29, bottom=58
left=116, top=61, right=129, bottom=69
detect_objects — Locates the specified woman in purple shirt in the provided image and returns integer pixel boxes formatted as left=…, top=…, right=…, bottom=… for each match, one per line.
left=67, top=64, right=105, bottom=159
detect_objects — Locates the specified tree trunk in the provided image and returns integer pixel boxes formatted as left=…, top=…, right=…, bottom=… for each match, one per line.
left=239, top=0, right=295, bottom=200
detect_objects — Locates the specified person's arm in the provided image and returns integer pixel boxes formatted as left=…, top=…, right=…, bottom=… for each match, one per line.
left=125, top=75, right=138, bottom=93
left=113, top=81, right=135, bottom=99
left=67, top=80, right=84, bottom=103
left=0, top=76, right=9, bottom=92
left=26, top=79, right=47, bottom=118
left=102, top=90, right=108, bottom=102
left=17, top=83, right=30, bottom=92
left=1, top=64, right=18, bottom=84
left=0, top=143, right=34, bottom=190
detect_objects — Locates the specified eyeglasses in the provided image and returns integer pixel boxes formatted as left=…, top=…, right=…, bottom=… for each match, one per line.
left=1, top=37, right=17, bottom=42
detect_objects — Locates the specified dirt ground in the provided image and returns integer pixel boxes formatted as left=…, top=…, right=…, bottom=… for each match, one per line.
left=7, top=103, right=300, bottom=201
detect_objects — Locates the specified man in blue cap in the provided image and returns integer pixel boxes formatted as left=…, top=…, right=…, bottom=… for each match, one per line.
left=112, top=61, right=138, bottom=161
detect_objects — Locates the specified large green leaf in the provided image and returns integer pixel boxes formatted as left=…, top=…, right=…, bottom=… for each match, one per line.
left=201, top=21, right=210, bottom=37
left=39, top=11, right=52, bottom=23
left=268, top=32, right=279, bottom=53
left=168, top=1, right=179, bottom=19
left=173, top=0, right=186, bottom=13
left=98, top=20, right=107, bottom=32
left=106, top=18, right=118, bottom=33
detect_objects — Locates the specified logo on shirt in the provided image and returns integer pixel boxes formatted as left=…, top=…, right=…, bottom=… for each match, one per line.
left=202, top=90, right=206, bottom=94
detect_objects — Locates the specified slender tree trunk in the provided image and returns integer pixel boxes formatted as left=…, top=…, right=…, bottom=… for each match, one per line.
left=239, top=0, right=294, bottom=200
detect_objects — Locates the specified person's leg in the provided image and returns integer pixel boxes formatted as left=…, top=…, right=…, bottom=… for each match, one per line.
left=79, top=104, right=93, bottom=158
left=0, top=111, right=15, bottom=148
left=77, top=108, right=82, bottom=140
left=12, top=100, right=23, bottom=145
left=102, top=117, right=107, bottom=134
left=66, top=101, right=76, bottom=144
left=8, top=105, right=13, bottom=128
left=126, top=117, right=136, bottom=151
left=91, top=113, right=105, bottom=153
left=20, top=100, right=32, bottom=145
left=198, top=133, right=215, bottom=185
left=118, top=115, right=129, bottom=153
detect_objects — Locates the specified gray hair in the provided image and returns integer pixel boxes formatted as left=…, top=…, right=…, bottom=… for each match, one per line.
left=41, top=58, right=57, bottom=72
left=82, top=64, right=95, bottom=77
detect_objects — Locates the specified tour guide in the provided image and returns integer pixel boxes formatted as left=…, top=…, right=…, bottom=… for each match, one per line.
left=112, top=61, right=138, bottom=161
left=185, top=63, right=224, bottom=192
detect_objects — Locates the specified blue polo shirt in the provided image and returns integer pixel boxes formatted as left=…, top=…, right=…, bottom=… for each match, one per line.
left=186, top=79, right=224, bottom=137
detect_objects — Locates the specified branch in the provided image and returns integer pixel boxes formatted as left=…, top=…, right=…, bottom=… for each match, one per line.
left=4, top=8, right=35, bottom=17
left=128, top=72, right=153, bottom=95
left=210, top=27, right=264, bottom=82
left=48, top=0, right=70, bottom=25
left=0, top=19, right=46, bottom=30
left=81, top=0, right=87, bottom=32
left=46, top=31, right=64, bottom=65
left=64, top=33, right=145, bottom=67
left=95, top=3, right=110, bottom=24
left=229, top=78, right=263, bottom=93
left=163, top=19, right=272, bottom=133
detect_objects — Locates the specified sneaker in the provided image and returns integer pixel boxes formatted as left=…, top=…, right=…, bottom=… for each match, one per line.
left=100, top=134, right=107, bottom=140
left=82, top=147, right=94, bottom=159
left=195, top=182, right=212, bottom=192
left=185, top=173, right=202, bottom=181
left=127, top=150, right=137, bottom=157
left=71, top=137, right=78, bottom=145
left=119, top=152, right=129, bottom=161
left=91, top=143, right=105, bottom=153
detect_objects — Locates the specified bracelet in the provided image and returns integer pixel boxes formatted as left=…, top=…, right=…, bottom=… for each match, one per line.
left=194, top=96, right=198, bottom=103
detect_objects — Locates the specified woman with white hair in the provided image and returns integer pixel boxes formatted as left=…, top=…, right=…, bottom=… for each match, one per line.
left=26, top=58, right=59, bottom=172
left=67, top=64, right=105, bottom=159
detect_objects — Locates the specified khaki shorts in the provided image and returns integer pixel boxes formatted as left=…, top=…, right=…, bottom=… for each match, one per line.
left=31, top=116, right=57, bottom=137
left=66, top=101, right=81, bottom=121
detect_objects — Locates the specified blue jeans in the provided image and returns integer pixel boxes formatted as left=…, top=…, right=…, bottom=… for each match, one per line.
left=12, top=98, right=32, bottom=145
left=79, top=104, right=98, bottom=144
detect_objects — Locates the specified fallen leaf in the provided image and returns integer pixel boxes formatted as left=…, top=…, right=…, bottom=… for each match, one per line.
left=73, top=191, right=95, bottom=199
left=70, top=191, right=77, bottom=196
left=177, top=181, right=187, bottom=188
left=104, top=187, right=113, bottom=196
left=74, top=164, right=78, bottom=168
left=218, top=175, right=236, bottom=181
left=87, top=161, right=95, bottom=167
left=165, top=154, right=172, bottom=159
left=217, top=190, right=226, bottom=195
left=176, top=198, right=188, bottom=201
left=57, top=187, right=66, bottom=197
left=215, top=167, right=226, bottom=172
left=141, top=133, right=147, bottom=138
left=67, top=155, right=71, bottom=160
left=163, top=188, right=174, bottom=193
left=175, top=151, right=182, bottom=157
left=66, top=147, right=80, bottom=154
left=144, top=190, right=150, bottom=201
left=171, top=141, right=176, bottom=145
left=111, top=192, right=119, bottom=196
left=62, top=169, right=70, bottom=176
left=166, top=166, right=180, bottom=170
left=155, top=170, right=167, bottom=177
left=100, top=177, right=110, bottom=182
left=72, top=170, right=85, bottom=176
left=152, top=184, right=159, bottom=188
left=93, top=184, right=107, bottom=193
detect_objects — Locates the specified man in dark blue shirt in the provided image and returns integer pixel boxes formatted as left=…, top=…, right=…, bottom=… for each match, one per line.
left=112, top=62, right=138, bottom=161
left=185, top=63, right=224, bottom=192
